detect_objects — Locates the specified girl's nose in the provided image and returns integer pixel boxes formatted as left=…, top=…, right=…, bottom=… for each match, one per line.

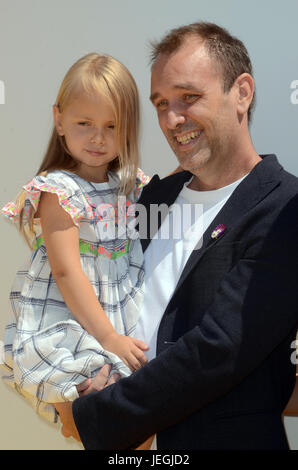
left=90, top=128, right=104, bottom=145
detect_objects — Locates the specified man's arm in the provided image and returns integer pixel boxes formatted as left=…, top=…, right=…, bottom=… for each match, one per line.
left=72, top=195, right=298, bottom=450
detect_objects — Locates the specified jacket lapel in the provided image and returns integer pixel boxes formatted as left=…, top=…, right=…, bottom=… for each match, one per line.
left=169, top=154, right=283, bottom=296
left=139, top=171, right=192, bottom=252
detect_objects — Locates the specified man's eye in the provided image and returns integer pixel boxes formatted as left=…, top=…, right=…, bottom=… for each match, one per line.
left=156, top=100, right=168, bottom=109
left=184, top=94, right=199, bottom=102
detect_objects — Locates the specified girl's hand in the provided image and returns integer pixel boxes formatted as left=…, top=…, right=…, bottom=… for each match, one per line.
left=101, top=332, right=149, bottom=371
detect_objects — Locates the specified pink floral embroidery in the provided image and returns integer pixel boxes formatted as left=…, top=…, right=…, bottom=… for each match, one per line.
left=1, top=202, right=20, bottom=218
left=134, top=168, right=151, bottom=200
left=22, top=179, right=83, bottom=227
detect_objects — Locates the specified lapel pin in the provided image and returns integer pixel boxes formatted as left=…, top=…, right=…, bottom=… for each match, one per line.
left=211, top=224, right=226, bottom=239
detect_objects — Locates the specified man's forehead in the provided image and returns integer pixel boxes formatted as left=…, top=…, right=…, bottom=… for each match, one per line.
left=150, top=38, right=220, bottom=93
left=152, top=37, right=208, bottom=69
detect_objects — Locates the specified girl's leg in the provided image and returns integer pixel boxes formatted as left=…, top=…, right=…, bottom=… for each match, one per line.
left=135, top=435, right=155, bottom=450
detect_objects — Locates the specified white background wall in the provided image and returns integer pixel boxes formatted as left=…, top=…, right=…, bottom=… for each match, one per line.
left=0, top=0, right=297, bottom=450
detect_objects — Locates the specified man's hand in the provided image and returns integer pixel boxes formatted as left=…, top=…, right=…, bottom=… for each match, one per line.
left=54, top=364, right=121, bottom=442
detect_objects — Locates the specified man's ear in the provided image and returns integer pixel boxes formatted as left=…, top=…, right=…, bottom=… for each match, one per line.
left=234, top=73, right=254, bottom=117
left=52, top=104, right=64, bottom=136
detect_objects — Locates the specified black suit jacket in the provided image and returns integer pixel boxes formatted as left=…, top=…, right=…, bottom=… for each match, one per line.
left=73, top=155, right=298, bottom=450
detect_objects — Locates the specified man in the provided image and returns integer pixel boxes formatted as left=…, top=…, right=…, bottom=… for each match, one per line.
left=57, top=22, right=298, bottom=449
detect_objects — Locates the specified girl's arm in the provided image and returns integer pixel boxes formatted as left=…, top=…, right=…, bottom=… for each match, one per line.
left=39, top=192, right=148, bottom=371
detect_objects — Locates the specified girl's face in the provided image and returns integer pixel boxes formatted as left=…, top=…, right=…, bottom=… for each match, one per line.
left=53, top=91, right=119, bottom=182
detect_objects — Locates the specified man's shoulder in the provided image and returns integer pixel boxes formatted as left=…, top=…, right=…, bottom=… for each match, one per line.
left=152, top=170, right=192, bottom=188
left=261, top=154, right=298, bottom=179
left=139, top=171, right=192, bottom=205
left=250, top=154, right=298, bottom=198
left=279, top=167, right=298, bottom=191
left=273, top=162, right=298, bottom=203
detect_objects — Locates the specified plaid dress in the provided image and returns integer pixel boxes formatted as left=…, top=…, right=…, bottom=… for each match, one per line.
left=1, top=169, right=149, bottom=422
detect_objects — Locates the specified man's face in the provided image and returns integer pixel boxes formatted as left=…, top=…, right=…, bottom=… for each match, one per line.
left=150, top=38, right=238, bottom=174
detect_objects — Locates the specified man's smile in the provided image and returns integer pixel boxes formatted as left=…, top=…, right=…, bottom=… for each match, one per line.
left=175, top=129, right=202, bottom=145
left=171, top=129, right=203, bottom=152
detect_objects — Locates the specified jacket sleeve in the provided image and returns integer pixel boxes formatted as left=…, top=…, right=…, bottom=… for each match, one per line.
left=72, top=194, right=298, bottom=450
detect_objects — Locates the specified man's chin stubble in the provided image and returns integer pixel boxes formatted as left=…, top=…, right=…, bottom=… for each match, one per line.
left=177, top=148, right=212, bottom=174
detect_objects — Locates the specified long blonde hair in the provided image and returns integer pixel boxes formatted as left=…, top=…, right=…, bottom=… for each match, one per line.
left=15, top=53, right=140, bottom=247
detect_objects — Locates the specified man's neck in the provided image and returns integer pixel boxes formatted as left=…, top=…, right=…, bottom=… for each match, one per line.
left=188, top=151, right=262, bottom=192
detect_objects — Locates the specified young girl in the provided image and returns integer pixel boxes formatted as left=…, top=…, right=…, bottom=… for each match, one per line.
left=1, top=53, right=151, bottom=424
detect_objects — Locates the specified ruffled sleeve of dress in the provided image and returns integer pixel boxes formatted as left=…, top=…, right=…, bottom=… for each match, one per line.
left=133, top=168, right=151, bottom=202
left=1, top=171, right=91, bottom=248
left=2, top=171, right=89, bottom=225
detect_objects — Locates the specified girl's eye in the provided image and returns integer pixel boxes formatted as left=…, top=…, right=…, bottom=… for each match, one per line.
left=108, top=124, right=115, bottom=129
left=78, top=121, right=91, bottom=126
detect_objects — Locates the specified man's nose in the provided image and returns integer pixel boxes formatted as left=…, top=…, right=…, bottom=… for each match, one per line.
left=165, top=108, right=186, bottom=130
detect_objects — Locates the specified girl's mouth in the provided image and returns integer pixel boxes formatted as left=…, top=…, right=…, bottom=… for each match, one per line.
left=86, top=149, right=105, bottom=156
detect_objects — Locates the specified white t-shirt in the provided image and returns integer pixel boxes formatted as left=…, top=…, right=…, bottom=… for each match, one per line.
left=135, top=174, right=247, bottom=361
